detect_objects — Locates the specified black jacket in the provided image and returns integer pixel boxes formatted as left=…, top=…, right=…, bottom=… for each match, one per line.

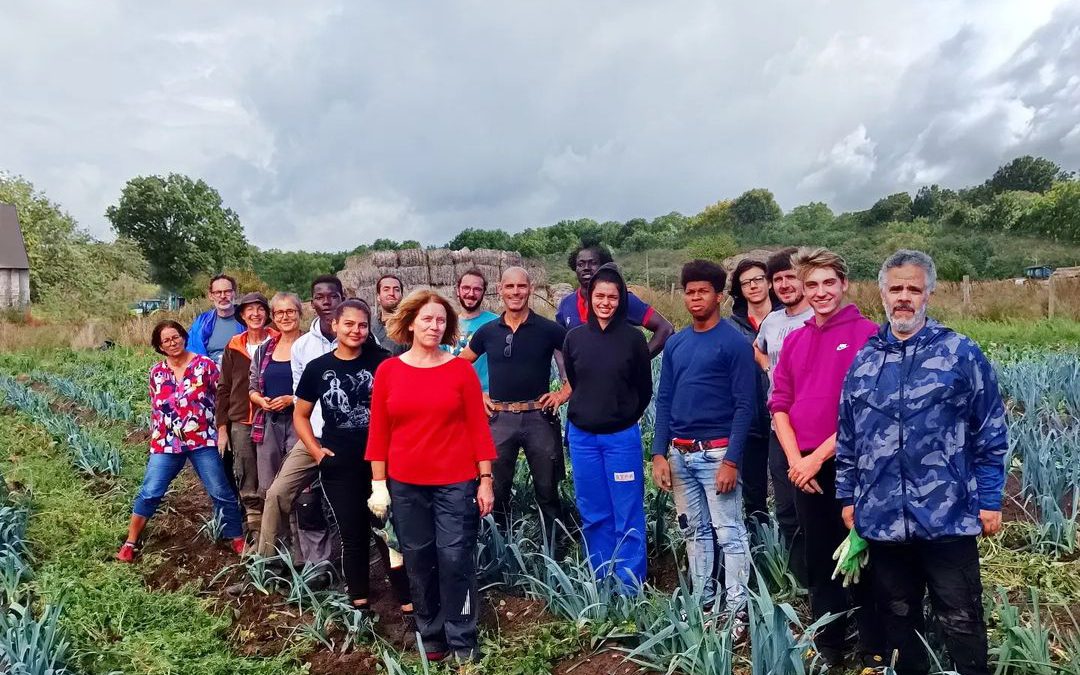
left=563, top=264, right=653, bottom=434
left=726, top=296, right=782, bottom=437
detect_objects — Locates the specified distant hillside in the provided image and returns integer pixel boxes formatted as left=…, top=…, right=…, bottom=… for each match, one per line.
left=245, top=154, right=1079, bottom=294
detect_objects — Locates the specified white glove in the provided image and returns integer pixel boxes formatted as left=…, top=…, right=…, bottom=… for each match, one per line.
left=367, top=479, right=391, bottom=520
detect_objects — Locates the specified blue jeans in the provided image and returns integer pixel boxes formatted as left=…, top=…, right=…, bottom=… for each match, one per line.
left=133, top=447, right=243, bottom=539
left=669, top=447, right=750, bottom=612
left=568, top=422, right=647, bottom=589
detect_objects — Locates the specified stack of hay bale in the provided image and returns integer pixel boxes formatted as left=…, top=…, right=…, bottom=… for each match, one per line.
left=338, top=247, right=552, bottom=313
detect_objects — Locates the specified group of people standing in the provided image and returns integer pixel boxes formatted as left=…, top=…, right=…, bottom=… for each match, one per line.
left=114, top=241, right=1006, bottom=675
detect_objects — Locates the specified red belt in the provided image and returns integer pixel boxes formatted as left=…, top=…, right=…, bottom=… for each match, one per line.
left=671, top=437, right=729, bottom=454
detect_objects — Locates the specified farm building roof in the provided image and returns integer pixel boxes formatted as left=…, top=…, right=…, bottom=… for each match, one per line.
left=0, top=203, right=30, bottom=270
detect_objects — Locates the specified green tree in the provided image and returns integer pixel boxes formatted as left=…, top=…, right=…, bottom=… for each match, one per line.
left=981, top=191, right=1039, bottom=231
left=686, top=233, right=738, bottom=262
left=688, top=199, right=734, bottom=232
left=784, top=202, right=834, bottom=231
left=253, top=249, right=342, bottom=295
left=1024, top=180, right=1080, bottom=241
left=0, top=173, right=153, bottom=314
left=447, top=228, right=513, bottom=251
left=106, top=174, right=250, bottom=292
left=370, top=238, right=399, bottom=250
left=989, top=155, right=1063, bottom=194
left=867, top=192, right=913, bottom=224
left=730, top=188, right=782, bottom=226
left=911, top=185, right=957, bottom=219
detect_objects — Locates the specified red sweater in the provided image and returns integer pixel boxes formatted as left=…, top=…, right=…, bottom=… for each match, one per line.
left=365, top=357, right=497, bottom=485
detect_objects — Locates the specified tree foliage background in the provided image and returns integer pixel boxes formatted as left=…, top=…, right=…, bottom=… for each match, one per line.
left=3, top=154, right=1079, bottom=322
left=0, top=173, right=153, bottom=318
left=106, top=174, right=251, bottom=296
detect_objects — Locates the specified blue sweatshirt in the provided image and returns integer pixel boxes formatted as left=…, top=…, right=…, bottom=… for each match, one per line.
left=651, top=319, right=757, bottom=466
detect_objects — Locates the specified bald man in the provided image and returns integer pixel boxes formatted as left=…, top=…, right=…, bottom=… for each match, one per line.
left=460, top=268, right=571, bottom=543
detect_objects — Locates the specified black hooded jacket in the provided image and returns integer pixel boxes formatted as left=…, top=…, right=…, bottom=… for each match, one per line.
left=726, top=283, right=781, bottom=438
left=562, top=264, right=653, bottom=434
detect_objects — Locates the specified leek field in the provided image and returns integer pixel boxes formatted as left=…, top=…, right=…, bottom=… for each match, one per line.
left=1, top=326, right=1079, bottom=675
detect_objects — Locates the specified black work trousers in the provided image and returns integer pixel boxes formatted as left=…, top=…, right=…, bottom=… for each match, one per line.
left=390, top=478, right=481, bottom=660
left=741, top=432, right=770, bottom=532
left=869, top=537, right=989, bottom=675
left=769, top=431, right=806, bottom=584
left=490, top=408, right=565, bottom=538
left=794, top=459, right=884, bottom=657
left=318, top=450, right=372, bottom=602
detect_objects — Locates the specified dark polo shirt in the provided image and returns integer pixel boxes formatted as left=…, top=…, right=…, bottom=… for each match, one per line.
left=469, top=310, right=567, bottom=403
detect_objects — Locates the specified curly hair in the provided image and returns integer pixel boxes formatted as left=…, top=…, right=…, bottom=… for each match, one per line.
left=680, top=259, right=727, bottom=292
left=566, top=239, right=614, bottom=272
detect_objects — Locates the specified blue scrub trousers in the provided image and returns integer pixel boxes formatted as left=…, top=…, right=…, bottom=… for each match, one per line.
left=567, top=421, right=647, bottom=589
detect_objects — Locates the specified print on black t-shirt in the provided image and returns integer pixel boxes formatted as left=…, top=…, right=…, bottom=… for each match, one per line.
left=320, top=368, right=374, bottom=429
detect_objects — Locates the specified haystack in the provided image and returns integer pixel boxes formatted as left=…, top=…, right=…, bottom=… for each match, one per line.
left=337, top=246, right=552, bottom=313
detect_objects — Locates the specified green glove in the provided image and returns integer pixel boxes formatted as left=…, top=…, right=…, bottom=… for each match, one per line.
left=831, top=528, right=869, bottom=587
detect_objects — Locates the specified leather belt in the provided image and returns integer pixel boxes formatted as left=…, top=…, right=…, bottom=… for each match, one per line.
left=490, top=400, right=544, bottom=413
left=671, top=437, right=730, bottom=454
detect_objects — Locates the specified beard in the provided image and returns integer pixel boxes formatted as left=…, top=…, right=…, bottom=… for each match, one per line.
left=458, top=295, right=483, bottom=312
left=781, top=292, right=804, bottom=308
left=886, top=302, right=928, bottom=335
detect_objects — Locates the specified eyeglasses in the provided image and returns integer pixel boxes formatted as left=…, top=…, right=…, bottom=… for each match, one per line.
left=210, top=289, right=235, bottom=297
left=160, top=336, right=184, bottom=345
left=503, top=333, right=514, bottom=358
left=273, top=309, right=299, bottom=318
left=739, top=275, right=768, bottom=288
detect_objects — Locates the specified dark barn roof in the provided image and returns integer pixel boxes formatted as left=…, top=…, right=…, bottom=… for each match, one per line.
left=0, top=203, right=30, bottom=270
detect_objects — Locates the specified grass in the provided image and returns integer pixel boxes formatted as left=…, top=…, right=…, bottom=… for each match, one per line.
left=0, top=405, right=304, bottom=674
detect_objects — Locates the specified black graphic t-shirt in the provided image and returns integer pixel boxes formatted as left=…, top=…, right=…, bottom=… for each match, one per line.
left=295, top=348, right=388, bottom=454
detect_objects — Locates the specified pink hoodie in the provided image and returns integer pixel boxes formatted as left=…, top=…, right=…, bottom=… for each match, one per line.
left=767, top=303, right=877, bottom=453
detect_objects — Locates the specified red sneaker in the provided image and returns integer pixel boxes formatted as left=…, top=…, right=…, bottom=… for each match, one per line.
left=230, top=537, right=246, bottom=555
left=116, top=541, right=136, bottom=563
left=425, top=651, right=448, bottom=663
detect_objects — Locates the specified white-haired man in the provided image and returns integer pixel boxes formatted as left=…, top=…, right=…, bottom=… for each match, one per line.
left=836, top=250, right=1007, bottom=675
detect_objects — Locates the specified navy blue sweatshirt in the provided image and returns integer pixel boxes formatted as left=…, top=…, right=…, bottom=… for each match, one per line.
left=651, top=319, right=757, bottom=466
left=563, top=264, right=653, bottom=434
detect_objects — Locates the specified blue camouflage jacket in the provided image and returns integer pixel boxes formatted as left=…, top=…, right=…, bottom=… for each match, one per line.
left=835, top=320, right=1008, bottom=542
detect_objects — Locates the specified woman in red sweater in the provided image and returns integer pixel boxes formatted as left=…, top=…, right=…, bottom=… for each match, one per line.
left=365, top=290, right=496, bottom=665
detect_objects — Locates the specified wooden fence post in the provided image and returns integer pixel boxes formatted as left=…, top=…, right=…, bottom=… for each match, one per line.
left=962, top=275, right=972, bottom=317
left=1049, top=274, right=1057, bottom=319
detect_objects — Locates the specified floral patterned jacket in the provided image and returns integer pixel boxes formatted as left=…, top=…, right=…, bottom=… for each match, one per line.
left=149, top=355, right=220, bottom=454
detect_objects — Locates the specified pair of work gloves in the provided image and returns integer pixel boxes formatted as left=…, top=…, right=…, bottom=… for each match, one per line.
left=368, top=479, right=391, bottom=520
left=831, top=528, right=869, bottom=587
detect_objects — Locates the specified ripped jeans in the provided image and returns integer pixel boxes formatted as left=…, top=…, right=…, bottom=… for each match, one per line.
left=669, top=447, right=750, bottom=613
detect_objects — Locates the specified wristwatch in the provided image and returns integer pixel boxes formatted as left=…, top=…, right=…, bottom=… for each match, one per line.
left=479, top=473, right=494, bottom=480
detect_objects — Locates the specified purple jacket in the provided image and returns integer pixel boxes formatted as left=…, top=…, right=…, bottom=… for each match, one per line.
left=768, top=304, right=877, bottom=453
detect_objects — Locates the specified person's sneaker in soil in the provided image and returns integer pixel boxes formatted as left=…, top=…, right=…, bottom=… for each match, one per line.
left=730, top=610, right=750, bottom=646
left=116, top=541, right=136, bottom=563
left=424, top=651, right=448, bottom=663
left=401, top=610, right=417, bottom=634
left=230, top=537, right=246, bottom=555
left=306, top=571, right=333, bottom=592
left=858, top=653, right=887, bottom=674
left=806, top=647, right=844, bottom=672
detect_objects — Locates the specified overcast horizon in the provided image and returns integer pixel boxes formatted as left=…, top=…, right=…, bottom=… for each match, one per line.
left=3, top=1, right=1079, bottom=252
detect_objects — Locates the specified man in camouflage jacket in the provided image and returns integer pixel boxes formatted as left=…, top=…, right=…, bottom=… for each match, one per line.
left=836, top=250, right=1007, bottom=675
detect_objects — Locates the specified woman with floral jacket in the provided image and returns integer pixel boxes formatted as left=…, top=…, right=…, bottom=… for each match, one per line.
left=117, top=320, right=245, bottom=562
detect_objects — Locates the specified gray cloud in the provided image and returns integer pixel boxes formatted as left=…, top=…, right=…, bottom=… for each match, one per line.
left=1, top=1, right=1076, bottom=251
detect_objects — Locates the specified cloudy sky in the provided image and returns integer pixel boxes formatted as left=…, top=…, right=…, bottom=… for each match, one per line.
left=2, top=1, right=1078, bottom=251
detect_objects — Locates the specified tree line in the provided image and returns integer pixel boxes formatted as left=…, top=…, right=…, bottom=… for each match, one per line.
left=1, top=154, right=1077, bottom=320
